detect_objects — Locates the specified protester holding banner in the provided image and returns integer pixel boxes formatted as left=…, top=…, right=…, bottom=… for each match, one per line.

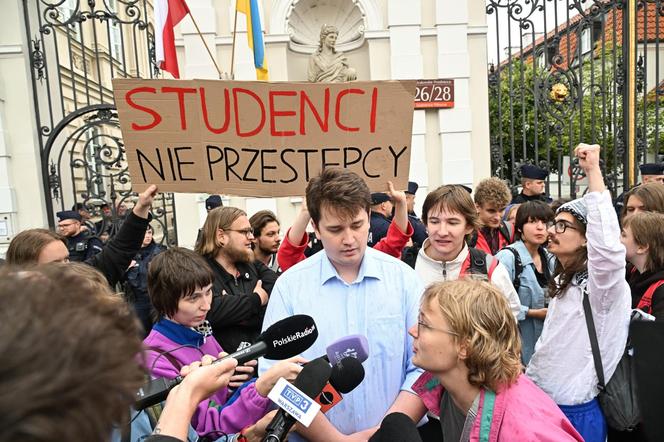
left=195, top=206, right=278, bottom=357
left=277, top=181, right=413, bottom=271
left=260, top=169, right=426, bottom=441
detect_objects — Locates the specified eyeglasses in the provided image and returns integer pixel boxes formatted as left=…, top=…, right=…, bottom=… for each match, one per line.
left=417, top=319, right=459, bottom=337
left=225, top=228, right=255, bottom=238
left=546, top=220, right=578, bottom=234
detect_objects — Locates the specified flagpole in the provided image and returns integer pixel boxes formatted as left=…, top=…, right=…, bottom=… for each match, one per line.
left=187, top=11, right=224, bottom=78
left=230, top=5, right=239, bottom=79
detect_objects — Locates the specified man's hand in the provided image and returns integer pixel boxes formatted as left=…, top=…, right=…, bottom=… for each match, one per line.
left=254, top=280, right=269, bottom=306
left=574, top=143, right=605, bottom=193
left=255, top=356, right=307, bottom=397
left=574, top=143, right=601, bottom=172
left=386, top=181, right=409, bottom=235
left=133, top=184, right=158, bottom=219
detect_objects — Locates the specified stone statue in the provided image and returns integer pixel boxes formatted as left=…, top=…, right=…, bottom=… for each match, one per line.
left=308, top=25, right=357, bottom=83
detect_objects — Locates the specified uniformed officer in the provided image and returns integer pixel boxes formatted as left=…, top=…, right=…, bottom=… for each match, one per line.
left=368, top=192, right=392, bottom=247
left=512, top=164, right=551, bottom=204
left=57, top=210, right=104, bottom=262
left=405, top=181, right=428, bottom=247
left=614, top=162, right=664, bottom=219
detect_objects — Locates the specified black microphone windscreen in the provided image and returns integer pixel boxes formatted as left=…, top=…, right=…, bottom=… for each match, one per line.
left=261, top=314, right=318, bottom=360
left=369, top=412, right=422, bottom=442
left=329, top=357, right=365, bottom=394
left=294, top=356, right=332, bottom=397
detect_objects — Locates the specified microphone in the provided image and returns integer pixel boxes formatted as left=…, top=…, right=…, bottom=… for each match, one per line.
left=325, top=334, right=369, bottom=364
left=220, top=314, right=318, bottom=365
left=316, top=356, right=365, bottom=413
left=368, top=412, right=422, bottom=442
left=263, top=357, right=332, bottom=442
left=135, top=315, right=318, bottom=410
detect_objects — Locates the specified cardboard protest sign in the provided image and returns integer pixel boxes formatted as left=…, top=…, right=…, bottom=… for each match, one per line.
left=112, top=79, right=416, bottom=196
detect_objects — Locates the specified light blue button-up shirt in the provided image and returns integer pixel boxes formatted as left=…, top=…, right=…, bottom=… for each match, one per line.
left=259, top=247, right=424, bottom=438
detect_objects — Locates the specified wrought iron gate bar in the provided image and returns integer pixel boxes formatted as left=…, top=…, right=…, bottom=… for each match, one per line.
left=487, top=0, right=663, bottom=200
left=23, top=0, right=177, bottom=246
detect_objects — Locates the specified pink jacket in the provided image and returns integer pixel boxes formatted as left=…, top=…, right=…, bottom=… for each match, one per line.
left=413, top=372, right=583, bottom=442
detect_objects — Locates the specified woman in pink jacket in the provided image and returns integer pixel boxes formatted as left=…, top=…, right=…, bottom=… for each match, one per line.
left=410, top=278, right=583, bottom=442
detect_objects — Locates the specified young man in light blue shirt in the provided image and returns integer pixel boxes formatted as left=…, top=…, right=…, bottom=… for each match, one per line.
left=259, top=168, right=426, bottom=441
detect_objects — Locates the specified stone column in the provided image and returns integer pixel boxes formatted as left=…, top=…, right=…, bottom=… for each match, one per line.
left=388, top=0, right=427, bottom=196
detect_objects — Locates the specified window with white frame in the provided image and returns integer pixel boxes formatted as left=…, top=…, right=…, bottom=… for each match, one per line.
left=580, top=27, right=592, bottom=54
left=108, top=0, right=123, bottom=61
left=59, top=0, right=81, bottom=42
left=536, top=51, right=547, bottom=69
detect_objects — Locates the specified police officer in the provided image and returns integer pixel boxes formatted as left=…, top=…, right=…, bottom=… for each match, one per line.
left=512, top=164, right=551, bottom=204
left=368, top=192, right=392, bottom=247
left=614, top=163, right=664, bottom=219
left=405, top=181, right=428, bottom=247
left=57, top=210, right=104, bottom=262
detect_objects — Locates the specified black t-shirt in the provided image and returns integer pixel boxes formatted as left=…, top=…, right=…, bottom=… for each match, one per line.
left=440, top=390, right=465, bottom=442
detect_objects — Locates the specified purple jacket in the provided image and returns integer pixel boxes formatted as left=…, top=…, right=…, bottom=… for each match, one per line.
left=143, top=321, right=270, bottom=437
left=413, top=372, right=583, bottom=442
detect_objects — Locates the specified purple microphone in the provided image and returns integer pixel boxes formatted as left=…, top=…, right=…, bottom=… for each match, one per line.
left=325, top=334, right=369, bottom=364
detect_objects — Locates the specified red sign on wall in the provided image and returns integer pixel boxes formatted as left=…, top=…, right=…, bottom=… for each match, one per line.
left=414, top=79, right=454, bottom=109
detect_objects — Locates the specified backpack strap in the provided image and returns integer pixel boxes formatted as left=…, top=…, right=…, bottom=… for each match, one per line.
left=468, top=231, right=478, bottom=248
left=636, top=280, right=664, bottom=315
left=401, top=245, right=420, bottom=269
left=581, top=286, right=606, bottom=390
left=499, top=221, right=514, bottom=243
left=502, top=246, right=522, bottom=291
left=466, top=247, right=496, bottom=280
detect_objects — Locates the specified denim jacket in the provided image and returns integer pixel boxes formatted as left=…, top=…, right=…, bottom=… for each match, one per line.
left=496, top=241, right=554, bottom=364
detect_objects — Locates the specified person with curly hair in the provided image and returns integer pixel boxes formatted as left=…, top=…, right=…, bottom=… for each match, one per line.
left=410, top=278, right=582, bottom=441
left=471, top=177, right=515, bottom=255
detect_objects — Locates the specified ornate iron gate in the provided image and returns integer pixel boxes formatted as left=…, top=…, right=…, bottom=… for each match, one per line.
left=487, top=0, right=664, bottom=199
left=22, top=0, right=177, bottom=245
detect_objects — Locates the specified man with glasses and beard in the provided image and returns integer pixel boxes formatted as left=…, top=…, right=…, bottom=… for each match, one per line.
left=195, top=207, right=278, bottom=365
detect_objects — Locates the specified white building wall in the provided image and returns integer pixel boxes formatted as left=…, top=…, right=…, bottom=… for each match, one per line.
left=0, top=0, right=491, bottom=251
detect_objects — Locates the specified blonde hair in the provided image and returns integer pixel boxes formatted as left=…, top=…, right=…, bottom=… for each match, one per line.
left=623, top=211, right=664, bottom=272
left=422, top=278, right=522, bottom=392
left=195, top=206, right=246, bottom=258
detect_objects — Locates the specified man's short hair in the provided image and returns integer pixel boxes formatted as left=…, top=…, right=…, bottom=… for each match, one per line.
left=306, top=168, right=371, bottom=226
left=249, top=210, right=279, bottom=237
left=6, top=229, right=67, bottom=265
left=422, top=278, right=521, bottom=392
left=195, top=206, right=247, bottom=258
left=474, top=177, right=512, bottom=208
left=514, top=201, right=554, bottom=237
left=0, top=264, right=143, bottom=442
left=623, top=212, right=664, bottom=272
left=421, top=185, right=480, bottom=234
left=148, top=247, right=214, bottom=318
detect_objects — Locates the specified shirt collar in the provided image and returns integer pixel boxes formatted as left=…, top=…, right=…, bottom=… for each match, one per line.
left=153, top=318, right=206, bottom=347
left=320, top=249, right=382, bottom=285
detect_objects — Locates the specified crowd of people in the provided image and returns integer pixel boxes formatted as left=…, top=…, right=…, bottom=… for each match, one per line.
left=2, top=143, right=664, bottom=442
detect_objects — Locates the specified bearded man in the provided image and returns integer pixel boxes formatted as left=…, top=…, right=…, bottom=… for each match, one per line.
left=195, top=207, right=278, bottom=354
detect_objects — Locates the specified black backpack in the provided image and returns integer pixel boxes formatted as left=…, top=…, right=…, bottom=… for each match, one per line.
left=500, top=246, right=524, bottom=291
left=401, top=246, right=497, bottom=279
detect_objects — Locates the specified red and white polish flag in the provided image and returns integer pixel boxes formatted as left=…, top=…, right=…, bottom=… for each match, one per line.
left=154, top=0, right=189, bottom=79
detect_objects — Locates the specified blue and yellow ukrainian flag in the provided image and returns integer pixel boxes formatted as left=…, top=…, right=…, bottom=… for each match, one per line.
left=236, top=0, right=268, bottom=80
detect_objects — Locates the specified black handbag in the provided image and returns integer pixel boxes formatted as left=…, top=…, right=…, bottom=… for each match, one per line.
left=582, top=287, right=640, bottom=431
